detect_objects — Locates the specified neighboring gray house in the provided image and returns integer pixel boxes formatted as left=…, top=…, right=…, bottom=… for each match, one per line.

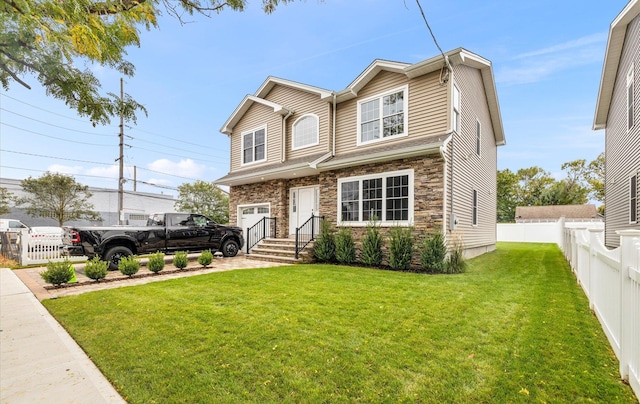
left=216, top=48, right=506, bottom=260
left=593, top=0, right=640, bottom=248
left=515, top=204, right=602, bottom=223
left=0, top=177, right=176, bottom=227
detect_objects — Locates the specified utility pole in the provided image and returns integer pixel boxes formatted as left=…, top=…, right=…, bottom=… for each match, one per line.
left=118, top=78, right=124, bottom=225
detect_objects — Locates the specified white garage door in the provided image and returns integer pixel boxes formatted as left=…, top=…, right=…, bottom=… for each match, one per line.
left=239, top=205, right=271, bottom=249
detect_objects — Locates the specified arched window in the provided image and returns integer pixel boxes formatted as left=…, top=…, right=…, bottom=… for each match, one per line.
left=292, top=114, right=319, bottom=150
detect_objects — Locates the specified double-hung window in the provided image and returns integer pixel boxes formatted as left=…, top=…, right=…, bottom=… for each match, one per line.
left=628, top=65, right=635, bottom=131
left=338, top=169, right=413, bottom=225
left=631, top=174, right=638, bottom=224
left=472, top=189, right=478, bottom=226
left=357, top=85, right=408, bottom=145
left=242, top=126, right=266, bottom=165
left=453, top=85, right=461, bottom=133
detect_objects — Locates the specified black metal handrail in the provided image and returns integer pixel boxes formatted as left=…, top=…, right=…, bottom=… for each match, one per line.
left=246, top=217, right=277, bottom=253
left=295, top=215, right=324, bottom=259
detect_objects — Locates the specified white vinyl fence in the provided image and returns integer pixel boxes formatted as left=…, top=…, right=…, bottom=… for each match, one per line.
left=563, top=228, right=640, bottom=400
left=0, top=230, right=87, bottom=266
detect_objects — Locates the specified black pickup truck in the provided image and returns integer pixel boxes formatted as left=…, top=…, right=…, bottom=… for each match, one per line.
left=63, top=213, right=244, bottom=269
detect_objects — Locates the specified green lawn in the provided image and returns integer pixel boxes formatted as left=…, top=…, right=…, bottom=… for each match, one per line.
left=43, top=243, right=637, bottom=403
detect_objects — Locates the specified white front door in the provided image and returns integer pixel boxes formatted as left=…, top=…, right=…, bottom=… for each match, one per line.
left=239, top=205, right=270, bottom=246
left=289, top=186, right=319, bottom=234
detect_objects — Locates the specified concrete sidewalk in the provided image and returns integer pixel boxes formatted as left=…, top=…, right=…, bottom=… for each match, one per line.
left=0, top=268, right=125, bottom=403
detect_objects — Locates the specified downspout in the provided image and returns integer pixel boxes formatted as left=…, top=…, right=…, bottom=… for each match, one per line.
left=439, top=134, right=453, bottom=237
left=281, top=109, right=293, bottom=163
left=332, top=93, right=337, bottom=156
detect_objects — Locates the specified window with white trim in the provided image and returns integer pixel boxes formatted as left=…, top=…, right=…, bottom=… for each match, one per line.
left=242, top=127, right=266, bottom=165
left=472, top=189, right=478, bottom=226
left=357, top=85, right=408, bottom=145
left=476, top=119, right=481, bottom=156
left=631, top=174, right=637, bottom=224
left=453, top=85, right=461, bottom=133
left=338, top=169, right=413, bottom=225
left=627, top=65, right=634, bottom=130
left=292, top=114, right=319, bottom=150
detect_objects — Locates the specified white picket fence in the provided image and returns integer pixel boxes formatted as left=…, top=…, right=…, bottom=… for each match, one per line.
left=0, top=230, right=87, bottom=266
left=563, top=228, right=640, bottom=400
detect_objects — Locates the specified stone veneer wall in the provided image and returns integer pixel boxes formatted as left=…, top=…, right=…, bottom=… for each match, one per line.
left=318, top=154, right=445, bottom=267
left=229, top=175, right=320, bottom=238
left=230, top=154, right=445, bottom=267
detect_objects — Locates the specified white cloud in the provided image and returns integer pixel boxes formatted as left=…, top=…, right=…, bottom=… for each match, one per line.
left=496, top=32, right=607, bottom=85
left=147, top=159, right=207, bottom=179
left=47, top=164, right=84, bottom=175
left=86, top=165, right=120, bottom=178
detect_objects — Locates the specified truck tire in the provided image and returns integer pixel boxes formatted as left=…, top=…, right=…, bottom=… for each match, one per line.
left=104, top=246, right=133, bottom=270
left=221, top=240, right=239, bottom=257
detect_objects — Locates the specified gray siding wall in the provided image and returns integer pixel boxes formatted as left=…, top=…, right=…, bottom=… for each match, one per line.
left=605, top=14, right=640, bottom=248
left=449, top=64, right=498, bottom=254
left=334, top=70, right=448, bottom=156
left=230, top=102, right=282, bottom=172
left=262, top=85, right=332, bottom=161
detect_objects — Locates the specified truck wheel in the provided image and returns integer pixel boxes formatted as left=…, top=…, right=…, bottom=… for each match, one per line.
left=104, top=246, right=133, bottom=270
left=221, top=240, right=239, bottom=257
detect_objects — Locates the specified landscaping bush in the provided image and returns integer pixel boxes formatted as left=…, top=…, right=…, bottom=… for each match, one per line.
left=148, top=252, right=165, bottom=273
left=420, top=231, right=447, bottom=273
left=198, top=250, right=214, bottom=267
left=84, top=256, right=109, bottom=281
left=445, top=237, right=467, bottom=274
left=313, top=219, right=335, bottom=263
left=173, top=251, right=189, bottom=269
left=40, top=260, right=75, bottom=286
left=389, top=226, right=414, bottom=271
left=335, top=227, right=356, bottom=265
left=118, top=255, right=140, bottom=277
left=360, top=221, right=383, bottom=267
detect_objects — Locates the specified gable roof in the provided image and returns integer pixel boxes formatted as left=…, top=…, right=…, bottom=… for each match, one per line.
left=515, top=204, right=599, bottom=220
left=593, top=0, right=640, bottom=130
left=220, top=48, right=505, bottom=145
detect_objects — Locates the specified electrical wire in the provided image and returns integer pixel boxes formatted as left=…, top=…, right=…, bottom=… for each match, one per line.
left=0, top=108, right=113, bottom=136
left=0, top=123, right=114, bottom=147
left=414, top=0, right=446, bottom=60
left=0, top=149, right=113, bottom=166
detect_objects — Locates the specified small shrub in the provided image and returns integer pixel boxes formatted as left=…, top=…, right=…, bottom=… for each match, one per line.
left=118, top=255, right=140, bottom=277
left=84, top=256, right=109, bottom=281
left=173, top=251, right=189, bottom=269
left=148, top=252, right=165, bottom=273
left=445, top=237, right=467, bottom=274
left=313, top=219, right=335, bottom=263
left=335, top=227, right=356, bottom=265
left=389, top=226, right=414, bottom=271
left=198, top=250, right=214, bottom=267
left=420, top=231, right=447, bottom=273
left=40, top=260, right=74, bottom=286
left=360, top=220, right=383, bottom=267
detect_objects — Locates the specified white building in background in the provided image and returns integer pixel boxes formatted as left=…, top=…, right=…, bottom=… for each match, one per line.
left=0, top=177, right=176, bottom=227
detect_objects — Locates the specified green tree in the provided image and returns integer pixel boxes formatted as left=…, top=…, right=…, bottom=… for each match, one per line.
left=1, top=0, right=301, bottom=126
left=17, top=172, right=101, bottom=226
left=497, top=169, right=519, bottom=222
left=0, top=187, right=13, bottom=216
left=175, top=180, right=229, bottom=224
left=586, top=152, right=605, bottom=208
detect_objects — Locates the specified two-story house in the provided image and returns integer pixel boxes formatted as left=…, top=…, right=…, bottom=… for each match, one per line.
left=593, top=0, right=640, bottom=248
left=216, top=47, right=505, bottom=261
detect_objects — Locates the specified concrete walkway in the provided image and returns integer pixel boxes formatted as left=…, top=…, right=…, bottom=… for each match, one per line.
left=1, top=267, right=126, bottom=403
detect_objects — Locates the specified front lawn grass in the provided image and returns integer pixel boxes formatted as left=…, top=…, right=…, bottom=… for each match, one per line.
left=43, top=243, right=637, bottom=403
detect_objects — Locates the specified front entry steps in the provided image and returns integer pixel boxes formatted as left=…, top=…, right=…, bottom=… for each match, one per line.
left=245, top=238, right=314, bottom=264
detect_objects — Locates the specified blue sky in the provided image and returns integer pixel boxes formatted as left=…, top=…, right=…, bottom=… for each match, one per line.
left=0, top=0, right=630, bottom=196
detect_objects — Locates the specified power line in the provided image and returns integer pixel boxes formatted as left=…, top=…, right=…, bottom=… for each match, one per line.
left=134, top=166, right=201, bottom=181
left=0, top=165, right=118, bottom=181
left=0, top=149, right=113, bottom=166
left=0, top=123, right=114, bottom=147
left=130, top=145, right=214, bottom=164
left=0, top=108, right=113, bottom=136
left=414, top=0, right=446, bottom=59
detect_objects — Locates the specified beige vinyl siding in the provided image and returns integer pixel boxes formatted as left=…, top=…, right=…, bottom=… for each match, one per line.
left=449, top=64, right=498, bottom=253
left=230, top=102, right=282, bottom=173
left=334, top=70, right=448, bottom=156
left=604, top=14, right=640, bottom=248
left=262, top=85, right=331, bottom=161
